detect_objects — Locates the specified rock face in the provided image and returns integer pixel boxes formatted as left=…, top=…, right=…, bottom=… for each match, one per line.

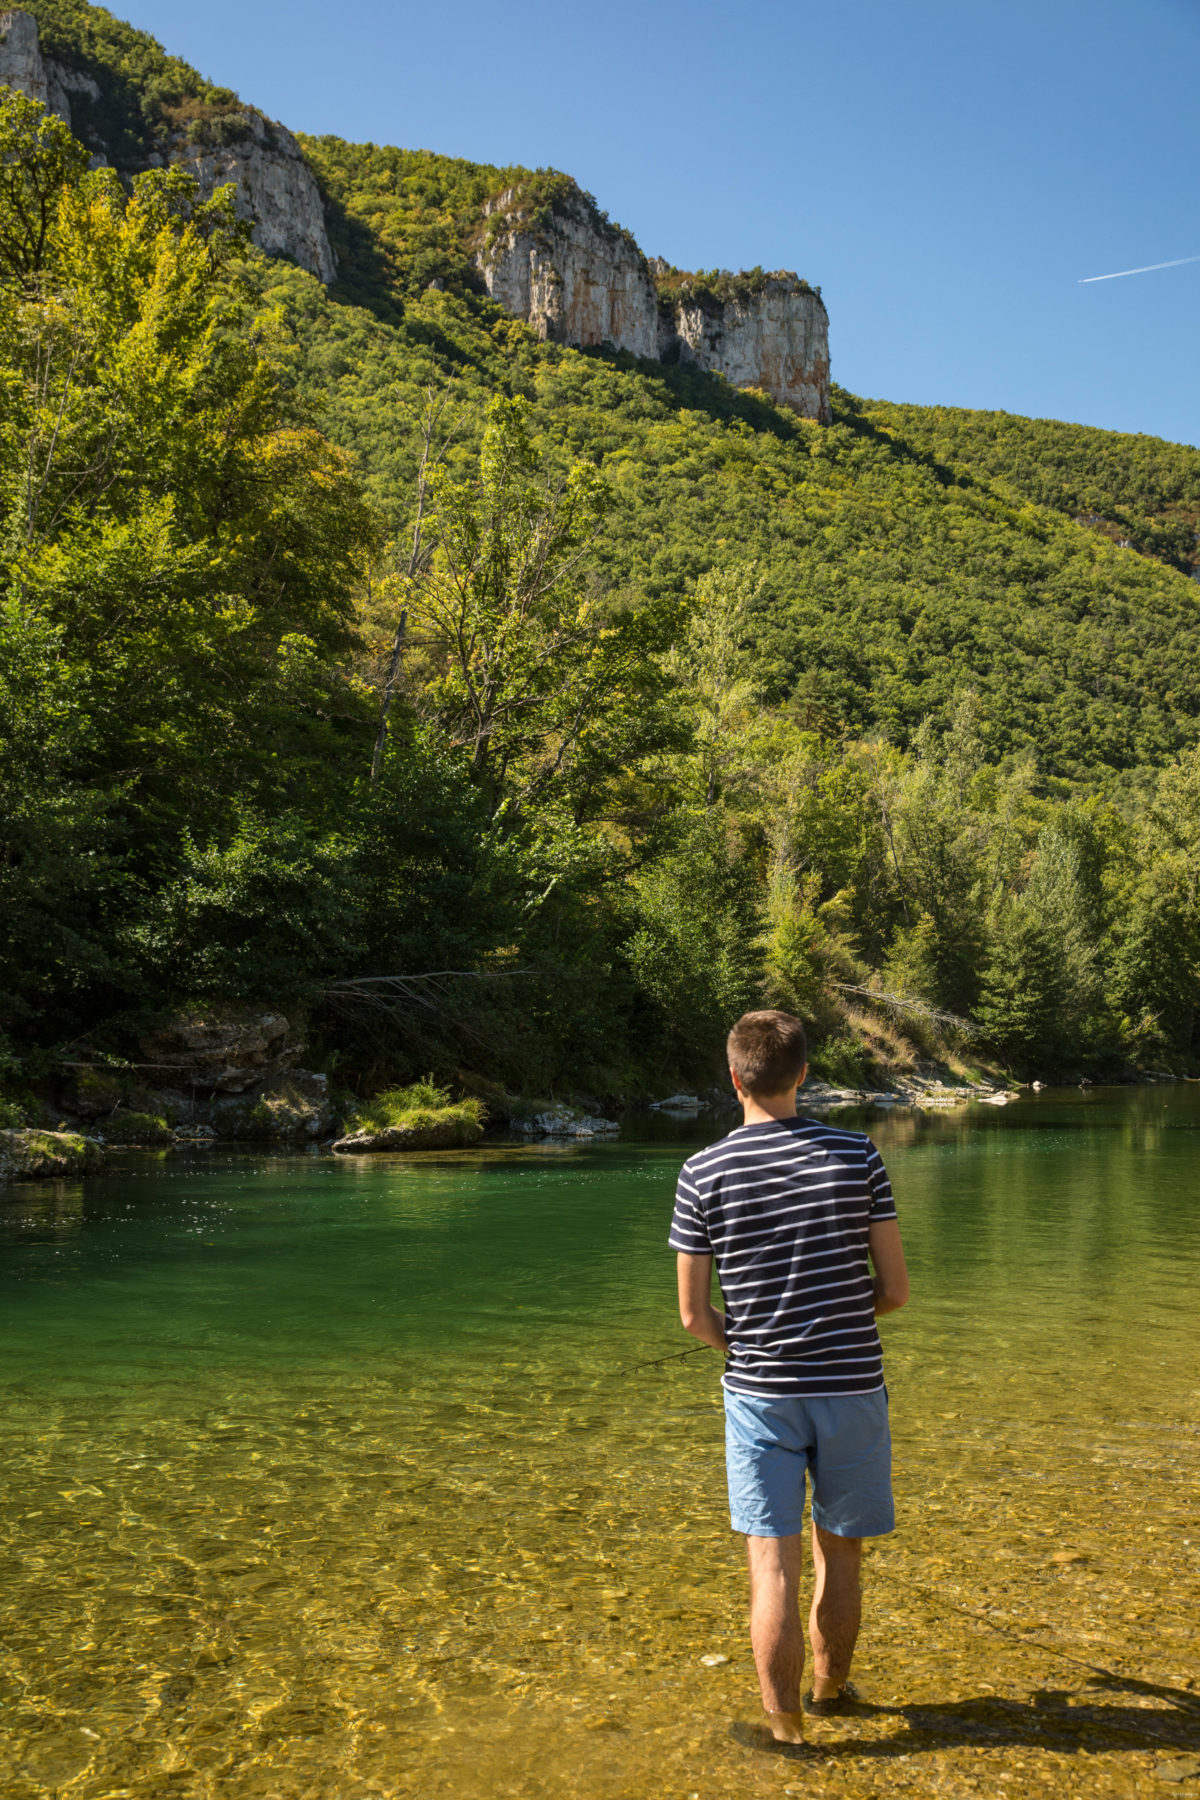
left=479, top=185, right=660, bottom=359
left=171, top=113, right=335, bottom=284
left=476, top=179, right=830, bottom=420
left=0, top=8, right=97, bottom=123
left=138, top=1008, right=305, bottom=1093
left=0, top=9, right=334, bottom=283
left=660, top=274, right=831, bottom=422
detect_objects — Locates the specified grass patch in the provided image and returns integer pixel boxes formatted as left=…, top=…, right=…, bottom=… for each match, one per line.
left=102, top=1111, right=173, bottom=1145
left=350, top=1079, right=485, bottom=1137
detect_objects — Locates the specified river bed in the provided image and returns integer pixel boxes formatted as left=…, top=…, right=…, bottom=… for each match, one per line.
left=1, top=1087, right=1198, bottom=1798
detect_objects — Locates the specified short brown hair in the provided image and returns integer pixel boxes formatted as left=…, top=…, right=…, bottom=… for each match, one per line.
left=727, top=1010, right=808, bottom=1096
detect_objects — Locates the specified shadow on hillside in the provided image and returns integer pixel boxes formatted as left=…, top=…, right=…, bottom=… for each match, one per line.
left=832, top=386, right=977, bottom=490
left=575, top=343, right=809, bottom=442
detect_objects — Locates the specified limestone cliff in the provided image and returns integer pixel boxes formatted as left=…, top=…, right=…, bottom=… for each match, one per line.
left=171, top=113, right=335, bottom=284
left=478, top=181, right=660, bottom=359
left=0, top=7, right=334, bottom=282
left=0, top=7, right=98, bottom=130
left=476, top=177, right=830, bottom=420
left=656, top=268, right=831, bottom=422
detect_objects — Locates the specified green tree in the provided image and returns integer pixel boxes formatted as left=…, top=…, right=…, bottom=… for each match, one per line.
left=411, top=393, right=678, bottom=815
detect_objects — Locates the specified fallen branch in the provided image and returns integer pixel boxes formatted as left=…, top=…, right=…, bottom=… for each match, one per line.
left=833, top=982, right=979, bottom=1038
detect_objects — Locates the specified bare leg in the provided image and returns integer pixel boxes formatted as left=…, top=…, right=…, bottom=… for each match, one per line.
left=808, top=1522, right=862, bottom=1700
left=746, top=1533, right=806, bottom=1741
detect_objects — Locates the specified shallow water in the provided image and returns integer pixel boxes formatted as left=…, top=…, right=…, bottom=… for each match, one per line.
left=1, top=1087, right=1198, bottom=1799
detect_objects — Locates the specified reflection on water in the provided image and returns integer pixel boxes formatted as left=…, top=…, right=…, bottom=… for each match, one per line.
left=1, top=1087, right=1198, bottom=1798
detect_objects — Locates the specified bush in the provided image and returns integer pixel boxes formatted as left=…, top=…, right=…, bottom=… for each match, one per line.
left=102, top=1111, right=172, bottom=1144
left=350, top=1080, right=485, bottom=1136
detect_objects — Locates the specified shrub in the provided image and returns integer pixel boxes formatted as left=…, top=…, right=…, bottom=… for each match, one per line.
left=350, top=1080, right=485, bottom=1136
left=102, top=1111, right=172, bottom=1144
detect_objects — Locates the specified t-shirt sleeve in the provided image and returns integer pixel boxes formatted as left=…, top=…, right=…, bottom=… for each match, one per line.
left=668, top=1164, right=712, bottom=1253
left=865, top=1142, right=898, bottom=1221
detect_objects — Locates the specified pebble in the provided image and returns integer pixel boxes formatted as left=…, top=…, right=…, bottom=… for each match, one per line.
left=1156, top=1760, right=1200, bottom=1783
left=700, top=1653, right=729, bottom=1666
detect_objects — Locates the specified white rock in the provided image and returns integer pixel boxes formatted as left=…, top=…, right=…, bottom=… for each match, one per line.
left=699, top=1653, right=729, bottom=1666
left=479, top=184, right=660, bottom=359
left=478, top=181, right=830, bottom=420
left=172, top=111, right=335, bottom=284
left=0, top=11, right=334, bottom=284
left=665, top=275, right=831, bottom=420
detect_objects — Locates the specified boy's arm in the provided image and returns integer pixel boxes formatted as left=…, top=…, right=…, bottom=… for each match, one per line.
left=676, top=1252, right=727, bottom=1350
left=868, top=1217, right=909, bottom=1315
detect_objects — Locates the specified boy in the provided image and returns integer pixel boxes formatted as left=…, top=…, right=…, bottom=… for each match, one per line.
left=670, top=1009, right=908, bottom=1750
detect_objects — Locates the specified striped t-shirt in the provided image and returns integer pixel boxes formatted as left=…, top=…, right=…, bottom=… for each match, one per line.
left=669, top=1117, right=898, bottom=1397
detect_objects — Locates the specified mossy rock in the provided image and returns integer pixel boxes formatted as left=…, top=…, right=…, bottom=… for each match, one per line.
left=0, top=1130, right=103, bottom=1181
left=332, top=1114, right=484, bottom=1154
left=101, top=1112, right=173, bottom=1145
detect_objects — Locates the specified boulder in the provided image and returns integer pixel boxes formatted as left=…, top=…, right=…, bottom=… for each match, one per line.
left=138, top=1008, right=304, bottom=1093
left=0, top=1129, right=102, bottom=1181
left=512, top=1106, right=620, bottom=1138
left=650, top=1093, right=702, bottom=1112
left=208, top=1071, right=333, bottom=1140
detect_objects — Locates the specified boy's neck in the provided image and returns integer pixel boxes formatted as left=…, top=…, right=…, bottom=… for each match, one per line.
left=739, top=1090, right=800, bottom=1126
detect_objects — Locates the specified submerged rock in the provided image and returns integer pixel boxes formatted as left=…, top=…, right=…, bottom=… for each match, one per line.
left=0, top=1129, right=103, bottom=1181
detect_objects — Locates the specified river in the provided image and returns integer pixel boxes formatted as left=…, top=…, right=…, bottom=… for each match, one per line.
left=1, top=1087, right=1198, bottom=1798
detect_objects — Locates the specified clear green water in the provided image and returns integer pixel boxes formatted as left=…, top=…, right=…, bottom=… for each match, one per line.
left=2, top=1089, right=1199, bottom=1799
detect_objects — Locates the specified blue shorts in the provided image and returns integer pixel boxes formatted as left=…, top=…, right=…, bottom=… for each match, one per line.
left=724, top=1388, right=894, bottom=1539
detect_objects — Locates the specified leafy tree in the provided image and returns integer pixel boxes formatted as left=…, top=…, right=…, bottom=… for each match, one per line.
left=410, top=394, right=678, bottom=815
left=627, top=812, right=762, bottom=1075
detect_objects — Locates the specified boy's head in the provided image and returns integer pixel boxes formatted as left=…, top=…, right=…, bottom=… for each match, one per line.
left=727, top=1009, right=808, bottom=1098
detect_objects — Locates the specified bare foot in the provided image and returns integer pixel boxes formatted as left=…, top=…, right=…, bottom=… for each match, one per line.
left=766, top=1709, right=806, bottom=1744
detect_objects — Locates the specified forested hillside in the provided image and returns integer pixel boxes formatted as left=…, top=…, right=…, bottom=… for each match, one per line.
left=4, top=3, right=1200, bottom=1120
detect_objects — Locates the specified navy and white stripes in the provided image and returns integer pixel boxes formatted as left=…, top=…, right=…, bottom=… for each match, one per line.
left=669, top=1118, right=898, bottom=1397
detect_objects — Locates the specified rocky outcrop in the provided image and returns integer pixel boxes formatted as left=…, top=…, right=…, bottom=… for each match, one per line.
left=475, top=178, right=830, bottom=420
left=511, top=1105, right=620, bottom=1138
left=208, top=1071, right=334, bottom=1140
left=0, top=9, right=97, bottom=125
left=138, top=1008, right=305, bottom=1093
left=0, top=1129, right=102, bottom=1181
left=478, top=184, right=659, bottom=358
left=0, top=9, right=334, bottom=282
left=658, top=273, right=831, bottom=422
left=170, top=113, right=335, bottom=284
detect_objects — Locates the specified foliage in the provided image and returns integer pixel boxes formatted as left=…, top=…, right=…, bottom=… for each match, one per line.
left=653, top=263, right=821, bottom=308
left=19, top=0, right=245, bottom=167
left=7, top=19, right=1200, bottom=1095
left=350, top=1079, right=484, bottom=1136
left=102, top=1110, right=171, bottom=1143
left=851, top=393, right=1200, bottom=576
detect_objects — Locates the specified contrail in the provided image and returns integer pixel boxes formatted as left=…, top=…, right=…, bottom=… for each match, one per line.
left=1079, top=254, right=1200, bottom=283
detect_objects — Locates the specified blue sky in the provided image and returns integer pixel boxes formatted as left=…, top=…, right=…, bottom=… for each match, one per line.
left=121, top=0, right=1199, bottom=445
